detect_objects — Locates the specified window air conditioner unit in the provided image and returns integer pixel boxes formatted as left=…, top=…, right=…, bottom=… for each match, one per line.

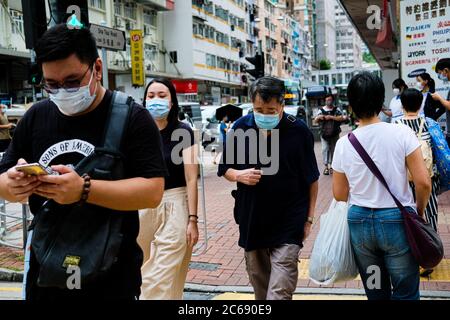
left=115, top=17, right=123, bottom=28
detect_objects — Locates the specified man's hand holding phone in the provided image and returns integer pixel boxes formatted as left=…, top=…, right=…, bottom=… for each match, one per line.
left=6, top=159, right=42, bottom=202
left=35, top=165, right=85, bottom=205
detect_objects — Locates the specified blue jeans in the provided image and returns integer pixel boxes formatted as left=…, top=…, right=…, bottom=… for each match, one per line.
left=348, top=205, right=420, bottom=300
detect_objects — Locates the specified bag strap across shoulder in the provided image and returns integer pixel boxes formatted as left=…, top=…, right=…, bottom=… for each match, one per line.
left=102, top=91, right=133, bottom=152
left=347, top=132, right=406, bottom=212
left=418, top=118, right=425, bottom=138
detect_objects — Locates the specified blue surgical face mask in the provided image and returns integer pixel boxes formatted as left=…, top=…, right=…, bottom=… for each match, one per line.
left=438, top=73, right=449, bottom=82
left=254, top=112, right=281, bottom=130
left=145, top=98, right=170, bottom=119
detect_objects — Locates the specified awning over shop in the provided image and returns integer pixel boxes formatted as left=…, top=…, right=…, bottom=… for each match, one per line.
left=338, top=0, right=399, bottom=70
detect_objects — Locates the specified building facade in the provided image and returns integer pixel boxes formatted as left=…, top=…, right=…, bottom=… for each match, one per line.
left=287, top=0, right=317, bottom=66
left=251, top=0, right=312, bottom=83
left=335, top=2, right=362, bottom=69
left=315, top=0, right=336, bottom=65
left=0, top=0, right=174, bottom=104
left=163, top=0, right=249, bottom=105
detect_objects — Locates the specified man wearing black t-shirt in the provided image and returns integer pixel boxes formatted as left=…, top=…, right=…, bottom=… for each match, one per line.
left=0, top=24, right=167, bottom=300
left=218, top=77, right=319, bottom=300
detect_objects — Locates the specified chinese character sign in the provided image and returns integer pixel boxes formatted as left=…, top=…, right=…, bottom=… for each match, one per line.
left=130, top=30, right=144, bottom=87
left=401, top=0, right=450, bottom=93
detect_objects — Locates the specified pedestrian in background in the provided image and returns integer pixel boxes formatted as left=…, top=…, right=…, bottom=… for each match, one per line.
left=332, top=72, right=432, bottom=300
left=431, top=58, right=450, bottom=146
left=417, top=73, right=446, bottom=121
left=0, top=104, right=13, bottom=152
left=314, top=94, right=345, bottom=175
left=389, top=79, right=409, bottom=123
left=218, top=77, right=319, bottom=300
left=397, top=88, right=440, bottom=278
left=138, top=78, right=199, bottom=300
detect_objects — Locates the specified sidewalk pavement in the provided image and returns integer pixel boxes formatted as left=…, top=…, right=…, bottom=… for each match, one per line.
left=186, top=131, right=450, bottom=294
left=1, top=127, right=450, bottom=296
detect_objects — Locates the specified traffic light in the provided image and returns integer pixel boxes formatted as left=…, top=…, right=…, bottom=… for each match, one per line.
left=21, top=0, right=47, bottom=49
left=28, top=62, right=42, bottom=86
left=245, top=54, right=265, bottom=79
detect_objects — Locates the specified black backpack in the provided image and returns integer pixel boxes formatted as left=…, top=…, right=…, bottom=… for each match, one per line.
left=320, top=107, right=341, bottom=140
left=30, top=91, right=133, bottom=289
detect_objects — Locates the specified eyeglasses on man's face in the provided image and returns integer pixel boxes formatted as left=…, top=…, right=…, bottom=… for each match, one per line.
left=41, top=66, right=93, bottom=94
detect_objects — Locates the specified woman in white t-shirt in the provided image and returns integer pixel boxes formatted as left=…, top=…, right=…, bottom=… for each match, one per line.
left=332, top=72, right=432, bottom=301
left=389, top=79, right=408, bottom=123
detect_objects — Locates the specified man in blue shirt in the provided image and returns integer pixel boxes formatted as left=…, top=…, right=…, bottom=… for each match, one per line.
left=218, top=77, right=319, bottom=300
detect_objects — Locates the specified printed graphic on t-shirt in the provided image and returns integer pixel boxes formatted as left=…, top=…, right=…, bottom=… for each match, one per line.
left=39, top=139, right=95, bottom=167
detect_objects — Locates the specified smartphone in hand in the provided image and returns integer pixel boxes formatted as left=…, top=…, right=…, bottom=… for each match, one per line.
left=15, top=163, right=54, bottom=176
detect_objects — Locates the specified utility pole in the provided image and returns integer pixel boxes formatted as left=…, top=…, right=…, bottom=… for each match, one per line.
left=100, top=21, right=109, bottom=90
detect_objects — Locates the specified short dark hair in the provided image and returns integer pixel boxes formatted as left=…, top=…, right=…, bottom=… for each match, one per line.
left=347, top=72, right=385, bottom=120
left=325, top=94, right=334, bottom=101
left=250, top=77, right=285, bottom=104
left=35, top=24, right=99, bottom=65
left=436, top=58, right=450, bottom=72
left=392, top=78, right=408, bottom=90
left=143, top=78, right=180, bottom=130
left=400, top=88, right=423, bottom=113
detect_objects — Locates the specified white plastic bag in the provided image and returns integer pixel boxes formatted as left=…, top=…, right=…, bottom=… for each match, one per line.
left=309, top=200, right=358, bottom=285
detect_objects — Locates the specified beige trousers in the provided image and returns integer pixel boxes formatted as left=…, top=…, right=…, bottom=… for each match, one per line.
left=137, top=187, right=192, bottom=300
left=245, top=244, right=301, bottom=300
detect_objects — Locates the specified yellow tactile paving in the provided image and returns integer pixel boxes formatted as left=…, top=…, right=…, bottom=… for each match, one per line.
left=213, top=293, right=366, bottom=300
left=298, top=259, right=450, bottom=282
left=0, top=287, right=21, bottom=292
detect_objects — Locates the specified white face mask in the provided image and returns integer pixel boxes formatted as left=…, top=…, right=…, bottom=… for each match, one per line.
left=416, top=82, right=424, bottom=91
left=49, top=68, right=97, bottom=116
left=393, top=88, right=401, bottom=96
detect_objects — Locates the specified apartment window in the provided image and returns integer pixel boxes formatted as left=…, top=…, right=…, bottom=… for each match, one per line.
left=337, top=73, right=343, bottom=84
left=205, top=25, right=215, bottom=40
left=144, top=9, right=157, bottom=27
left=216, top=32, right=229, bottom=46
left=264, top=1, right=275, bottom=14
left=217, top=57, right=227, bottom=69
left=89, top=0, right=105, bottom=10
left=237, top=18, right=244, bottom=29
left=229, top=14, right=237, bottom=27
left=215, top=5, right=229, bottom=22
left=124, top=2, right=137, bottom=20
left=144, top=44, right=158, bottom=62
left=270, top=23, right=276, bottom=32
left=114, top=0, right=122, bottom=15
left=193, top=22, right=199, bottom=36
left=264, top=17, right=270, bottom=29
left=10, top=10, right=23, bottom=35
left=192, top=0, right=204, bottom=8
left=345, top=73, right=353, bottom=83
left=204, top=1, right=214, bottom=14
left=206, top=54, right=216, bottom=68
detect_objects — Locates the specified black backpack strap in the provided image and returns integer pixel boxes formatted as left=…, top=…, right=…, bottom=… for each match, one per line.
left=102, top=91, right=133, bottom=151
